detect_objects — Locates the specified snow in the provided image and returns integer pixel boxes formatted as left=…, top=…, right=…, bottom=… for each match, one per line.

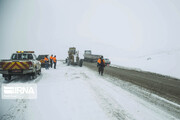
left=0, top=62, right=179, bottom=120
left=110, top=49, right=180, bottom=79
left=0, top=0, right=180, bottom=119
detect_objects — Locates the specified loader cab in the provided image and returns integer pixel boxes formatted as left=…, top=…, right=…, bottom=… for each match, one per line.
left=68, top=47, right=76, bottom=54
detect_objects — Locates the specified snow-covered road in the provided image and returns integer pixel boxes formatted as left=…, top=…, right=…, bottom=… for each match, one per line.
left=0, top=62, right=180, bottom=120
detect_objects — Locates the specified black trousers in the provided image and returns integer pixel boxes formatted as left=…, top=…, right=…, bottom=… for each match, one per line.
left=98, top=66, right=104, bottom=75
left=50, top=60, right=53, bottom=68
left=54, top=62, right=56, bottom=69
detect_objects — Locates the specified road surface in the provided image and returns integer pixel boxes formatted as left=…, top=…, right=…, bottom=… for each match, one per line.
left=83, top=62, right=180, bottom=105
left=0, top=62, right=179, bottom=120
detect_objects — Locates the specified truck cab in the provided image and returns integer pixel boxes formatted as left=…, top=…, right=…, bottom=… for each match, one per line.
left=84, top=50, right=102, bottom=63
left=84, top=50, right=92, bottom=55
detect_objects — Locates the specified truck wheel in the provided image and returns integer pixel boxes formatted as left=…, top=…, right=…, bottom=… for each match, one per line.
left=38, top=68, right=41, bottom=75
left=30, top=72, right=37, bottom=80
left=33, top=71, right=37, bottom=79
left=79, top=59, right=83, bottom=67
left=5, top=75, right=11, bottom=81
left=67, top=61, right=70, bottom=66
left=29, top=75, right=33, bottom=80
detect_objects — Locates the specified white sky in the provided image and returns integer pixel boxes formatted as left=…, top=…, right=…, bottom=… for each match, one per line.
left=1, top=0, right=180, bottom=60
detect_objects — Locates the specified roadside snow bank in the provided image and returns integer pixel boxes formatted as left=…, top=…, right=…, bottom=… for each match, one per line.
left=111, top=50, right=180, bottom=79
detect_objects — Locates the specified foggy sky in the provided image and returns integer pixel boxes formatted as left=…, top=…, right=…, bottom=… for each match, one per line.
left=1, top=0, right=180, bottom=61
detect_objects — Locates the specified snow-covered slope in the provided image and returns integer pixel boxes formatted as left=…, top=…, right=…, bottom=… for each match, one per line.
left=111, top=49, right=180, bottom=79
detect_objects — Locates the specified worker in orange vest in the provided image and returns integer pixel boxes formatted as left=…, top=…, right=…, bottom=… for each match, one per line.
left=53, top=55, right=57, bottom=69
left=50, top=55, right=53, bottom=68
left=97, top=56, right=105, bottom=75
left=44, top=56, right=49, bottom=69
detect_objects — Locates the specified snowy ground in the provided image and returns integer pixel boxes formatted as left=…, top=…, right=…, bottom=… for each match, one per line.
left=111, top=49, right=180, bottom=79
left=0, top=62, right=180, bottom=120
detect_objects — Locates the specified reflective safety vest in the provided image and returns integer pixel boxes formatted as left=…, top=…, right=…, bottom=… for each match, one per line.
left=53, top=57, right=57, bottom=63
left=44, top=57, right=48, bottom=61
left=50, top=56, right=53, bottom=60
left=97, top=58, right=105, bottom=64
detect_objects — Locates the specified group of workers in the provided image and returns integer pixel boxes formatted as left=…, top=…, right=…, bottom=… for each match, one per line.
left=44, top=54, right=105, bottom=75
left=44, top=55, right=57, bottom=69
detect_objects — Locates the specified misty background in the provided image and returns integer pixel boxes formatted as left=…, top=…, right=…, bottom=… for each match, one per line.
left=1, top=0, right=180, bottom=62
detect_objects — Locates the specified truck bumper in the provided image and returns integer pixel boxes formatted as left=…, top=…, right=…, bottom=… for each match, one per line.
left=0, top=69, right=34, bottom=75
left=0, top=70, right=8, bottom=74
left=23, top=69, right=34, bottom=74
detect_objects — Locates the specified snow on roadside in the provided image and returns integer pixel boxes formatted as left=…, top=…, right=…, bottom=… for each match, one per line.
left=80, top=66, right=180, bottom=120
left=111, top=50, right=180, bottom=79
left=0, top=62, right=179, bottom=120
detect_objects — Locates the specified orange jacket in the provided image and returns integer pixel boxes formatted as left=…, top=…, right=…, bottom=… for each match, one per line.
left=44, top=57, right=48, bottom=61
left=50, top=56, right=53, bottom=60
left=97, top=58, right=105, bottom=64
left=53, top=57, right=57, bottom=63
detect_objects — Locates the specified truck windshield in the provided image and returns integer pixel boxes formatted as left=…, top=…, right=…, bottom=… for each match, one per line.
left=11, top=54, right=33, bottom=60
left=85, top=51, right=91, bottom=54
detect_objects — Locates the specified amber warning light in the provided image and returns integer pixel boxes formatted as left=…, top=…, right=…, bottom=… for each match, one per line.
left=16, top=51, right=34, bottom=53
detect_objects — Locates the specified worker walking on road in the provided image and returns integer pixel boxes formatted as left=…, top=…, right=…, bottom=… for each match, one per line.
left=50, top=55, right=53, bottom=68
left=53, top=55, right=57, bottom=69
left=44, top=56, right=49, bottom=70
left=97, top=56, right=105, bottom=76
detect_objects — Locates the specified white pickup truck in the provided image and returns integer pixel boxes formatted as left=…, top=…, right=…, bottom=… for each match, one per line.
left=0, top=51, right=41, bottom=81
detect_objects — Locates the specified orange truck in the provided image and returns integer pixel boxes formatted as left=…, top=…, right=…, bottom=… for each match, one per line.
left=0, top=51, right=41, bottom=81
